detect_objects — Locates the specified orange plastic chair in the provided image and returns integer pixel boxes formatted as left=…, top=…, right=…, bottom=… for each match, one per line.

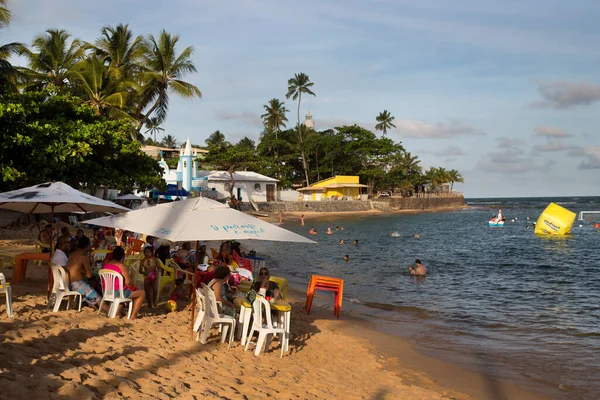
left=126, top=239, right=145, bottom=256
left=305, top=275, right=344, bottom=318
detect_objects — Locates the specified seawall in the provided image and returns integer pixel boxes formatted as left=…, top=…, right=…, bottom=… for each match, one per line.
left=254, top=196, right=464, bottom=213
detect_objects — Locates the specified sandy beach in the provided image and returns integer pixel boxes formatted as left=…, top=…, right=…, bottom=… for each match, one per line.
left=0, top=225, right=547, bottom=400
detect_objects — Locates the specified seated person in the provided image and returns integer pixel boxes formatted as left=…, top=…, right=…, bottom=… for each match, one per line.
left=253, top=267, right=280, bottom=299
left=39, top=224, right=54, bottom=252
left=207, top=266, right=236, bottom=317
left=197, top=245, right=209, bottom=265
left=195, top=264, right=216, bottom=287
left=66, top=236, right=107, bottom=311
left=139, top=245, right=160, bottom=308
left=155, top=239, right=171, bottom=266
left=217, top=241, right=233, bottom=265
left=173, top=242, right=194, bottom=270
left=103, top=246, right=145, bottom=319
left=51, top=236, right=70, bottom=267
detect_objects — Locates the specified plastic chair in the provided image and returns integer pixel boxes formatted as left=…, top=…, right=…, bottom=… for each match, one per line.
left=193, top=288, right=207, bottom=341
left=210, top=248, right=220, bottom=259
left=128, top=261, right=144, bottom=291
left=49, top=262, right=82, bottom=313
left=0, top=273, right=13, bottom=318
left=34, top=240, right=51, bottom=265
left=98, top=269, right=133, bottom=319
left=305, top=275, right=344, bottom=318
left=0, top=251, right=15, bottom=272
left=199, top=284, right=236, bottom=348
left=91, top=249, right=111, bottom=263
left=244, top=295, right=286, bottom=357
left=237, top=300, right=253, bottom=346
left=269, top=276, right=288, bottom=300
left=68, top=215, right=81, bottom=227
left=232, top=251, right=252, bottom=273
left=126, top=239, right=145, bottom=256
left=124, top=253, right=144, bottom=267
left=156, top=258, right=176, bottom=302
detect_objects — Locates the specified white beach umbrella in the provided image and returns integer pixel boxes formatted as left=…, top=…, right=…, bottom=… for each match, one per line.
left=84, top=197, right=315, bottom=244
left=0, top=182, right=130, bottom=214
left=117, top=194, right=144, bottom=201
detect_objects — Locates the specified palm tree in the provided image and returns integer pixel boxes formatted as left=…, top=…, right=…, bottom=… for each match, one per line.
left=447, top=169, right=464, bottom=191
left=135, top=30, right=202, bottom=134
left=375, top=110, right=396, bottom=136
left=89, top=23, right=144, bottom=82
left=261, top=98, right=289, bottom=139
left=205, top=130, right=228, bottom=148
left=21, top=29, right=84, bottom=92
left=0, top=0, right=11, bottom=27
left=286, top=72, right=315, bottom=185
left=161, top=134, right=178, bottom=148
left=71, top=56, right=133, bottom=120
left=145, top=116, right=165, bottom=142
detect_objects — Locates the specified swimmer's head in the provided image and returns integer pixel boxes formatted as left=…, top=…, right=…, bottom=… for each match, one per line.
left=415, top=259, right=422, bottom=264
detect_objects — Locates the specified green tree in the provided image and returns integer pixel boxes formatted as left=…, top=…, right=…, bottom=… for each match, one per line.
left=145, top=116, right=165, bottom=142
left=286, top=72, right=315, bottom=186
left=0, top=0, right=10, bottom=27
left=447, top=169, right=464, bottom=191
left=71, top=56, right=132, bottom=120
left=375, top=110, right=396, bottom=136
left=89, top=23, right=144, bottom=82
left=0, top=91, right=163, bottom=191
left=205, top=130, right=229, bottom=148
left=160, top=134, right=178, bottom=148
left=135, top=30, right=201, bottom=133
left=261, top=98, right=288, bottom=138
left=203, top=136, right=258, bottom=198
left=21, top=29, right=85, bottom=92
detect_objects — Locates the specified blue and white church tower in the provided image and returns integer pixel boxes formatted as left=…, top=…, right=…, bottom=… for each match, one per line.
left=159, top=137, right=198, bottom=193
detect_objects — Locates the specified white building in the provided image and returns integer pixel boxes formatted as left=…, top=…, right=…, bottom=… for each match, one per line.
left=304, top=112, right=314, bottom=130
left=196, top=171, right=278, bottom=202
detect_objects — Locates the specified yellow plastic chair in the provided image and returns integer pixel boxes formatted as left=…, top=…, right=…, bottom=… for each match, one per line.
left=156, top=258, right=175, bottom=302
left=34, top=240, right=51, bottom=266
left=0, top=252, right=16, bottom=272
left=124, top=253, right=143, bottom=267
left=169, top=258, right=195, bottom=291
left=269, top=276, right=288, bottom=300
left=128, top=261, right=145, bottom=291
left=238, top=280, right=253, bottom=293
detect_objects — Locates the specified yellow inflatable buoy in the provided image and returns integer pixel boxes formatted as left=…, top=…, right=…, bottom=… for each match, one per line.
left=535, top=203, right=576, bottom=235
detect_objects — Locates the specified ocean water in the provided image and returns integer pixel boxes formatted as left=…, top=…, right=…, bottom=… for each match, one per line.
left=249, top=197, right=600, bottom=399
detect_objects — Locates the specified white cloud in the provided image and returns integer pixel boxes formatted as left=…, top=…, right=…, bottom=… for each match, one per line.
left=532, top=81, right=600, bottom=109
left=418, top=145, right=466, bottom=157
left=396, top=119, right=485, bottom=139
left=533, top=125, right=572, bottom=138
left=214, top=111, right=263, bottom=128
left=578, top=146, right=600, bottom=169
left=533, top=139, right=576, bottom=153
left=476, top=136, right=540, bottom=174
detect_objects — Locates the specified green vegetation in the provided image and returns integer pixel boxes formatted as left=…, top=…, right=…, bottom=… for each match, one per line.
left=375, top=110, right=396, bottom=136
left=0, top=92, right=163, bottom=192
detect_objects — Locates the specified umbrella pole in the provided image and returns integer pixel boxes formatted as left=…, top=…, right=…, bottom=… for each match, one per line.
left=190, top=240, right=199, bottom=340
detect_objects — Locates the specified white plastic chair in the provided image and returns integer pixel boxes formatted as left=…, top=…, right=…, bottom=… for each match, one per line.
left=0, top=273, right=13, bottom=318
left=193, top=288, right=207, bottom=341
left=49, top=262, right=82, bottom=313
left=244, top=295, right=285, bottom=358
left=98, top=269, right=132, bottom=319
left=198, top=283, right=236, bottom=348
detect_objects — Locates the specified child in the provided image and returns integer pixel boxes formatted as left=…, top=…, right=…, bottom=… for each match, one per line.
left=139, top=245, right=160, bottom=307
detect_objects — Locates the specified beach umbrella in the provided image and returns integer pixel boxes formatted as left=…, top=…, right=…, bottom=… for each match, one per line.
left=84, top=197, right=315, bottom=244
left=117, top=194, right=144, bottom=201
left=0, top=182, right=130, bottom=214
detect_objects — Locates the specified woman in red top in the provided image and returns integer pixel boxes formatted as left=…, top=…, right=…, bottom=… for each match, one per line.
left=103, top=246, right=145, bottom=319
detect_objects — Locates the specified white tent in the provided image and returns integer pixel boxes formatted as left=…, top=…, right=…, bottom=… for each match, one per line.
left=84, top=197, right=315, bottom=244
left=0, top=182, right=129, bottom=214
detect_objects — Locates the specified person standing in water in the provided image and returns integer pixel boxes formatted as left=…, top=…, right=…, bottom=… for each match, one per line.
left=301, top=214, right=305, bottom=226
left=409, top=259, right=427, bottom=276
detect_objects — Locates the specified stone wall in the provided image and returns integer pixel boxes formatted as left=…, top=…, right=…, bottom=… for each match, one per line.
left=254, top=196, right=464, bottom=213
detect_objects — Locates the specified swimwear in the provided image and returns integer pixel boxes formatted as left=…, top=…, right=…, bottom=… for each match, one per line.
left=70, top=280, right=102, bottom=306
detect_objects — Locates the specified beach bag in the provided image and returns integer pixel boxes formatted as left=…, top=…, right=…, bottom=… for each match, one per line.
left=245, top=287, right=257, bottom=305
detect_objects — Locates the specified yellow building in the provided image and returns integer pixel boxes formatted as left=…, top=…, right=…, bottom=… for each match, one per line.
left=297, top=176, right=368, bottom=201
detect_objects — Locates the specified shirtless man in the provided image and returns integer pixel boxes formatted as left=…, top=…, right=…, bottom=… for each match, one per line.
left=66, top=236, right=105, bottom=310
left=39, top=224, right=54, bottom=252
left=409, top=259, right=427, bottom=276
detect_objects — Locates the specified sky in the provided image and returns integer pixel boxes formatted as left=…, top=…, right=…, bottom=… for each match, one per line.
left=3, top=0, right=600, bottom=198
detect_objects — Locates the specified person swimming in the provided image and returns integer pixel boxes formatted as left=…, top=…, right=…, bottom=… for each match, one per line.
left=344, top=255, right=349, bottom=262
left=389, top=231, right=400, bottom=237
left=309, top=226, right=318, bottom=235
left=326, top=227, right=333, bottom=235
left=339, top=239, right=344, bottom=245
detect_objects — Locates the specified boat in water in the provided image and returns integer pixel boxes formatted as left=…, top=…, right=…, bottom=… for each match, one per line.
left=489, top=220, right=505, bottom=227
